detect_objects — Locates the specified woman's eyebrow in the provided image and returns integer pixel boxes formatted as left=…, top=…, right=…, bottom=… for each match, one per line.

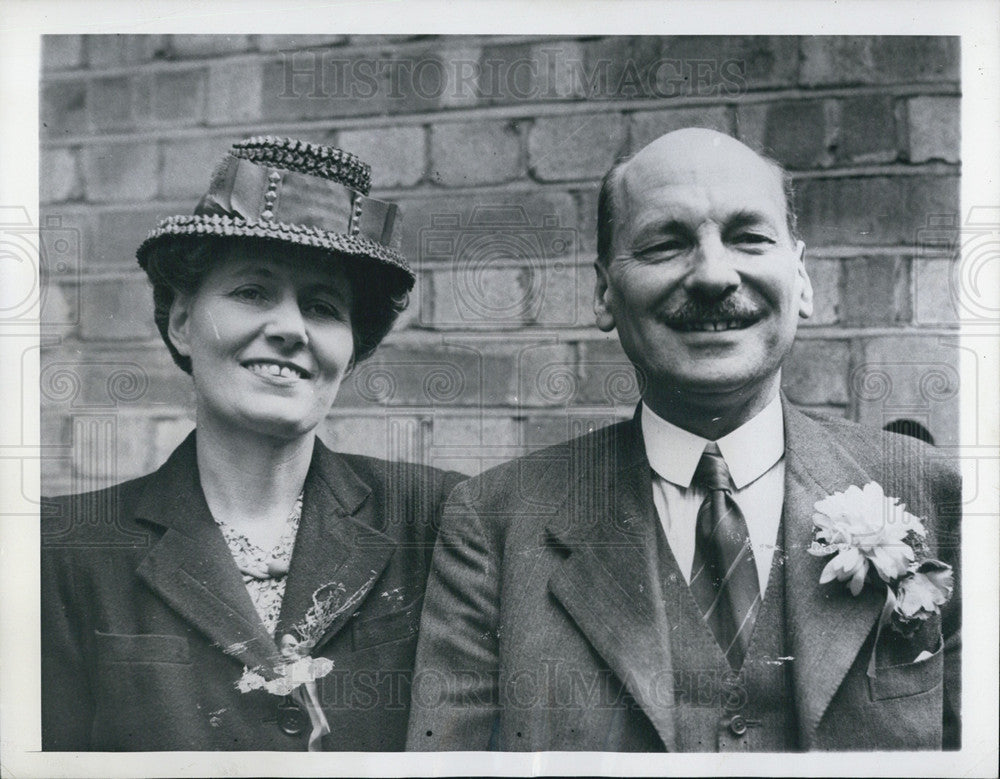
left=303, top=281, right=351, bottom=303
left=226, top=264, right=276, bottom=281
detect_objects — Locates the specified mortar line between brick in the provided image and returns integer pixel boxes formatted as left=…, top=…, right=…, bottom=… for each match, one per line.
left=50, top=324, right=961, bottom=355
left=40, top=161, right=960, bottom=212
left=43, top=35, right=578, bottom=78
left=42, top=82, right=960, bottom=147
left=61, top=245, right=953, bottom=285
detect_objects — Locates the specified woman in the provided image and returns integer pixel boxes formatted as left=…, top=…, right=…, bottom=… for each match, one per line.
left=41, top=137, right=465, bottom=751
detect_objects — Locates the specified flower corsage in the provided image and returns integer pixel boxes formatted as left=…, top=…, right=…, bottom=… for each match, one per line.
left=235, top=578, right=373, bottom=750
left=808, top=482, right=953, bottom=637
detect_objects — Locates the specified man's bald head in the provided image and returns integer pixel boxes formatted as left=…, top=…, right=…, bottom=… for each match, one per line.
left=596, top=128, right=798, bottom=266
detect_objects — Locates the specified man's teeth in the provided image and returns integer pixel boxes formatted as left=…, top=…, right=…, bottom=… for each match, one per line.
left=247, top=362, right=304, bottom=378
left=681, top=320, right=748, bottom=332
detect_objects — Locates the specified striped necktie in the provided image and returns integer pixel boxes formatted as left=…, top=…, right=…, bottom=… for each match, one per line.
left=688, top=442, right=761, bottom=669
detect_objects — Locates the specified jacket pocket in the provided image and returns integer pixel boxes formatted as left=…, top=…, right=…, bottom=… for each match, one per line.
left=351, top=596, right=422, bottom=651
left=94, top=631, right=190, bottom=665
left=91, top=632, right=202, bottom=749
left=867, top=636, right=943, bottom=701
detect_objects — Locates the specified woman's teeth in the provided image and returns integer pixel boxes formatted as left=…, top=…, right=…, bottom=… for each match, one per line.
left=247, top=362, right=303, bottom=378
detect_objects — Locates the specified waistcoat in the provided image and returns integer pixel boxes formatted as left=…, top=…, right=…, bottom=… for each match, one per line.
left=655, top=520, right=799, bottom=751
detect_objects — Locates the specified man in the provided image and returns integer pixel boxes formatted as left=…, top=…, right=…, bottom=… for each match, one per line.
left=406, top=128, right=960, bottom=751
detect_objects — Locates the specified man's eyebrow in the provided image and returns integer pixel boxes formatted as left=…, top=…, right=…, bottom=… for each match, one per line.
left=631, top=218, right=692, bottom=243
left=724, top=210, right=778, bottom=231
left=630, top=210, right=781, bottom=246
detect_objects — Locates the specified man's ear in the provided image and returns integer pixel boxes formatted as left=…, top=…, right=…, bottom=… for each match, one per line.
left=593, top=261, right=616, bottom=332
left=167, top=293, right=194, bottom=358
left=795, top=240, right=814, bottom=319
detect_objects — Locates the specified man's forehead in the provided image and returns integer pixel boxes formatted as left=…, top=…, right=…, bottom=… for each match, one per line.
left=619, top=130, right=784, bottom=210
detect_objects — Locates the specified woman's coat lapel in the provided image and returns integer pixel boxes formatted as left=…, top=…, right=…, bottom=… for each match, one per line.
left=275, top=440, right=397, bottom=655
left=133, top=432, right=396, bottom=676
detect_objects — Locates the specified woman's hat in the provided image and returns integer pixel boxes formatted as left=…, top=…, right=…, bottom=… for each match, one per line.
left=136, top=136, right=414, bottom=291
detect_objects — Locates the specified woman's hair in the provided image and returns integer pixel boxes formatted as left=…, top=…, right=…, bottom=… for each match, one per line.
left=142, top=235, right=409, bottom=374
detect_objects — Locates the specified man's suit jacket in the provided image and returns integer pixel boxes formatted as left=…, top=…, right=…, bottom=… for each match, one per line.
left=41, top=432, right=464, bottom=751
left=407, top=402, right=961, bottom=751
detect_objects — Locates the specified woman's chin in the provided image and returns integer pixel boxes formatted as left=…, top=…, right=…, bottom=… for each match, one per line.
left=221, top=408, right=324, bottom=442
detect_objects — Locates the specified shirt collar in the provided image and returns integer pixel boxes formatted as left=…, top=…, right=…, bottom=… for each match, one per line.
left=641, top=394, right=785, bottom=489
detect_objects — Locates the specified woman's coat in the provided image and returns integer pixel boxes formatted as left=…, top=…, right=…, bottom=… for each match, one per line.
left=41, top=432, right=464, bottom=751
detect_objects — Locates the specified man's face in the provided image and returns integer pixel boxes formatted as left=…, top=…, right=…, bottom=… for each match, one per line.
left=594, top=130, right=813, bottom=408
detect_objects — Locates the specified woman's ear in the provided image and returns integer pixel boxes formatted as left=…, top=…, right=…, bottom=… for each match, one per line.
left=167, top=293, right=194, bottom=358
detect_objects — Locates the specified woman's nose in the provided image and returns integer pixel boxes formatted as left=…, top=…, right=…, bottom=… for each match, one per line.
left=263, top=296, right=309, bottom=348
left=683, top=233, right=741, bottom=299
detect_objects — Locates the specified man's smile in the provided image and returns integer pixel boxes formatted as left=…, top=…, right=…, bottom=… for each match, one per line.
left=669, top=317, right=760, bottom=333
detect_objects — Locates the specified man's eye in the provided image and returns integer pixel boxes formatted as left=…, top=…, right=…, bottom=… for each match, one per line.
left=731, top=232, right=774, bottom=245
left=637, top=240, right=686, bottom=258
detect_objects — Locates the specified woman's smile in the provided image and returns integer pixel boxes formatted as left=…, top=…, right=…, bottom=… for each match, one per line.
left=243, top=360, right=314, bottom=381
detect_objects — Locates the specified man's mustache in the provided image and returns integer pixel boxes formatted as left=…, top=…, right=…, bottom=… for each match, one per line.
left=659, top=295, right=763, bottom=328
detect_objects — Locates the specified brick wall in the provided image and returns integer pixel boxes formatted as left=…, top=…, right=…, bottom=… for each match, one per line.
left=39, top=34, right=962, bottom=493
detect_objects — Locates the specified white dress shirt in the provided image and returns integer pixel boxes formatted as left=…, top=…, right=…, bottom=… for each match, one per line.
left=641, top=395, right=785, bottom=595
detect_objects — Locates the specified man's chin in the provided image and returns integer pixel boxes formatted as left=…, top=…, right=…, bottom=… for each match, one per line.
left=648, top=363, right=777, bottom=400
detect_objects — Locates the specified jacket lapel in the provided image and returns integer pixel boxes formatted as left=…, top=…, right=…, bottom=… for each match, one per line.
left=782, top=403, right=885, bottom=747
left=274, top=441, right=396, bottom=655
left=546, top=413, right=677, bottom=751
left=134, top=433, right=282, bottom=674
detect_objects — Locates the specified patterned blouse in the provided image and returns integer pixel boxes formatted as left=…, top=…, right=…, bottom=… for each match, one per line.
left=215, top=493, right=303, bottom=636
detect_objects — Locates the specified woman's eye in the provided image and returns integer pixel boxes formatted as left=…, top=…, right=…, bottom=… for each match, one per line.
left=305, top=300, right=344, bottom=319
left=232, top=286, right=266, bottom=302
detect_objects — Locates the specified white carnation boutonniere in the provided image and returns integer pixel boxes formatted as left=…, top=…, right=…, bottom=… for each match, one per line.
left=808, top=482, right=954, bottom=636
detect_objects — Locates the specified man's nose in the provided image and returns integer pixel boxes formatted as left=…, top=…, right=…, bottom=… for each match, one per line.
left=683, top=233, right=740, bottom=299
left=263, top=295, right=309, bottom=349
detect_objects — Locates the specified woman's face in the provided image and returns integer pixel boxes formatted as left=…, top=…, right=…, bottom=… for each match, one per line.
left=168, top=244, right=355, bottom=441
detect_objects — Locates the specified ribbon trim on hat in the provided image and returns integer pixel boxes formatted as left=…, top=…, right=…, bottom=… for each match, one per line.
left=195, top=155, right=400, bottom=251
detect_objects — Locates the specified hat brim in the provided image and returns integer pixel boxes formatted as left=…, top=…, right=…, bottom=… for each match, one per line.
left=136, top=214, right=415, bottom=292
